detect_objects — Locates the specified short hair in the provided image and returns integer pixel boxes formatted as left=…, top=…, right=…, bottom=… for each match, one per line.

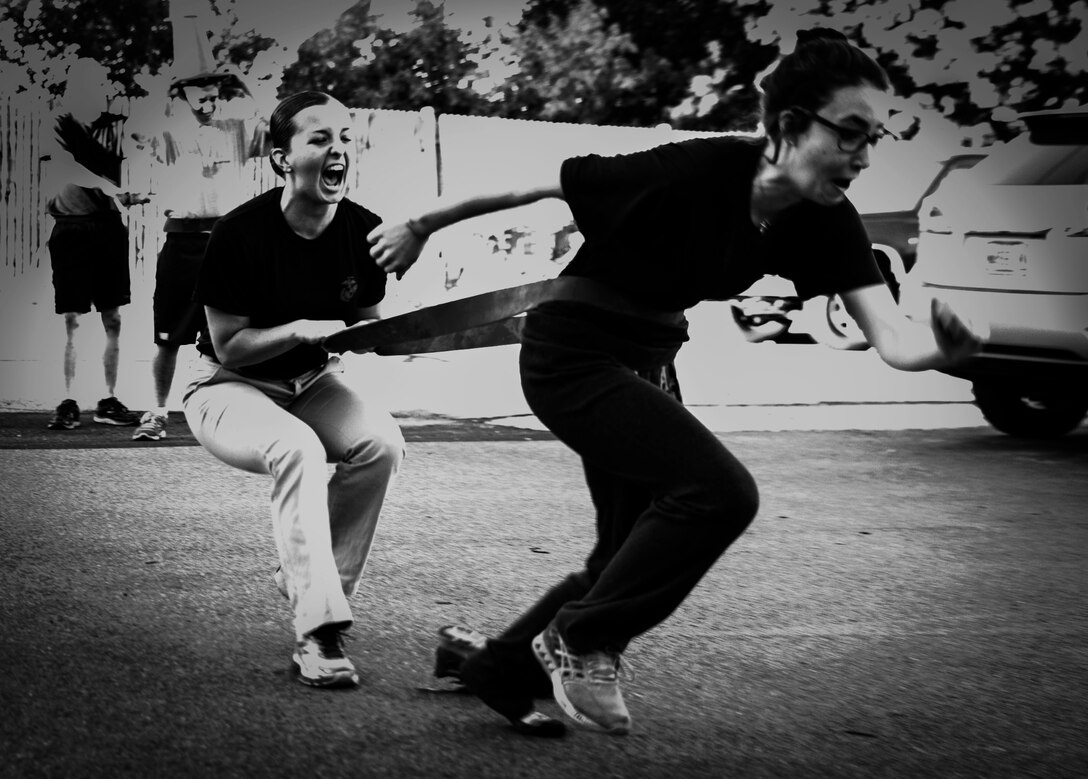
left=759, top=28, right=889, bottom=148
left=268, top=91, right=334, bottom=177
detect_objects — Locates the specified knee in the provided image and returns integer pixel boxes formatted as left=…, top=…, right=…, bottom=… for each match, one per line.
left=676, top=465, right=760, bottom=531
left=269, top=429, right=327, bottom=476
left=346, top=425, right=405, bottom=474
left=100, top=309, right=122, bottom=336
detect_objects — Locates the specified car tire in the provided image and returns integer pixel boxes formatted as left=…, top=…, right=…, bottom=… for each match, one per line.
left=729, top=304, right=789, bottom=343
left=972, top=380, right=1088, bottom=438
left=802, top=295, right=870, bottom=351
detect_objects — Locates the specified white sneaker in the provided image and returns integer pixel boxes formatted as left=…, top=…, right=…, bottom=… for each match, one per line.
left=132, top=411, right=168, bottom=441
left=293, top=624, right=359, bottom=688
left=532, top=623, right=630, bottom=734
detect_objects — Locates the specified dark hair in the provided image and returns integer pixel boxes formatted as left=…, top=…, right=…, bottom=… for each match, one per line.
left=759, top=28, right=888, bottom=151
left=268, top=91, right=333, bottom=177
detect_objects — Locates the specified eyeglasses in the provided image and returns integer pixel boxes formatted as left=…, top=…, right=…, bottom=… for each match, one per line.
left=792, top=107, right=895, bottom=152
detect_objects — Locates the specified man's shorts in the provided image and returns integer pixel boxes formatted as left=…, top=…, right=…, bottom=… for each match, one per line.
left=153, top=230, right=211, bottom=347
left=48, top=214, right=130, bottom=315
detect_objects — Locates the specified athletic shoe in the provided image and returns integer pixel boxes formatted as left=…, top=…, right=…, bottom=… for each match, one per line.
left=435, top=625, right=553, bottom=698
left=93, top=396, right=140, bottom=426
left=532, top=623, right=631, bottom=735
left=47, top=399, right=81, bottom=430
left=434, top=624, right=488, bottom=682
left=459, top=647, right=566, bottom=737
left=132, top=411, right=167, bottom=441
left=293, top=623, right=359, bottom=688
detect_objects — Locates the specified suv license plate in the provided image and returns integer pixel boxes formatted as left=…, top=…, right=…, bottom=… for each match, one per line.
left=984, top=243, right=1028, bottom=277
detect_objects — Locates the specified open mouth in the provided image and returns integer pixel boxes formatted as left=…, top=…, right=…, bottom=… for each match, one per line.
left=832, top=177, right=853, bottom=191
left=322, top=163, right=346, bottom=189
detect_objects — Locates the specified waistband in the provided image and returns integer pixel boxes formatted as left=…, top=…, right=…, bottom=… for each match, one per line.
left=165, top=217, right=219, bottom=233
left=542, top=276, right=686, bottom=327
left=48, top=212, right=123, bottom=222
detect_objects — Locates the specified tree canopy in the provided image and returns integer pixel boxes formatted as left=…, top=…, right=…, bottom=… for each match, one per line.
left=2, top=0, right=1084, bottom=144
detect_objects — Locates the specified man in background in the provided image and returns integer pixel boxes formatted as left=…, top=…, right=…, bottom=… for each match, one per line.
left=43, top=59, right=144, bottom=430
left=130, top=19, right=267, bottom=442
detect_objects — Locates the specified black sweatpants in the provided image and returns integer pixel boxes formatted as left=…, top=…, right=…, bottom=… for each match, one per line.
left=486, top=302, right=759, bottom=681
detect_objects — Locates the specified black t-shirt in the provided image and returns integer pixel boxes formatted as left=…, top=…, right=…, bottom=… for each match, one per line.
left=559, top=136, right=883, bottom=312
left=194, top=188, right=386, bottom=379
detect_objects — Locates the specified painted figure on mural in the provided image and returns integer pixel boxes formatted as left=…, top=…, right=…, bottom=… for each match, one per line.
left=128, top=10, right=268, bottom=442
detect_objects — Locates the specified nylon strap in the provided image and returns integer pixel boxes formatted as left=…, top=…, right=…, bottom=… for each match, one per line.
left=322, top=277, right=682, bottom=356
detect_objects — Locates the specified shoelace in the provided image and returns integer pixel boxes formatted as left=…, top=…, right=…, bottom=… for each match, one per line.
left=103, top=399, right=129, bottom=414
left=312, top=628, right=349, bottom=659
left=554, top=633, right=630, bottom=683
left=582, top=652, right=620, bottom=684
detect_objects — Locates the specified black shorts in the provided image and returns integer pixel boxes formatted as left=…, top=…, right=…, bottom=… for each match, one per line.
left=153, top=231, right=210, bottom=346
left=48, top=214, right=130, bottom=315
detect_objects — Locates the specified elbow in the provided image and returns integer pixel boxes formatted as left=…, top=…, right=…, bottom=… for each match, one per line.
left=211, top=339, right=246, bottom=371
left=870, top=334, right=913, bottom=372
left=215, top=350, right=244, bottom=371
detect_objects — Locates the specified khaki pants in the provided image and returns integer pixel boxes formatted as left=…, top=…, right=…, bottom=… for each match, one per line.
left=183, top=355, right=405, bottom=639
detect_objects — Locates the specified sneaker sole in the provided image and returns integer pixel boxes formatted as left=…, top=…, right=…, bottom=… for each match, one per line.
left=93, top=416, right=139, bottom=426
left=292, top=657, right=359, bottom=688
left=530, top=632, right=630, bottom=735
left=459, top=651, right=566, bottom=738
left=47, top=422, right=80, bottom=430
left=132, top=431, right=166, bottom=441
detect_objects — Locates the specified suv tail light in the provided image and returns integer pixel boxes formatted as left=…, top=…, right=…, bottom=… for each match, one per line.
left=921, top=203, right=954, bottom=234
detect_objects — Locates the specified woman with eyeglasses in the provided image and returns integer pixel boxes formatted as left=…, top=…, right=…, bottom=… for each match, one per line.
left=367, top=28, right=983, bottom=737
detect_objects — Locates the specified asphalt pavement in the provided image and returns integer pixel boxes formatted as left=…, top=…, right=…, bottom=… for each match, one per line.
left=2, top=418, right=1086, bottom=778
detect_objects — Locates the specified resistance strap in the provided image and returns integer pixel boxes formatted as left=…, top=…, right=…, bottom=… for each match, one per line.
left=322, top=277, right=682, bottom=356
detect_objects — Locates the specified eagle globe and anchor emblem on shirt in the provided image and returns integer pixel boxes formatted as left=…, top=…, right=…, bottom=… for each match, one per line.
left=339, top=276, right=358, bottom=303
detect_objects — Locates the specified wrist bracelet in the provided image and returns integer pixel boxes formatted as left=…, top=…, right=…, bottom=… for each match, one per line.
left=406, top=217, right=429, bottom=240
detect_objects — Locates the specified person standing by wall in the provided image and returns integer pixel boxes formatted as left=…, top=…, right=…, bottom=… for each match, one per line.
left=131, top=12, right=268, bottom=442
left=43, top=59, right=143, bottom=430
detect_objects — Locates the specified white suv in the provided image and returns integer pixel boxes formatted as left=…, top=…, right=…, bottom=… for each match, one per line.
left=903, top=107, right=1088, bottom=437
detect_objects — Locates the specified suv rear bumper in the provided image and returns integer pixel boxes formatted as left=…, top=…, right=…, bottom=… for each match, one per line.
left=904, top=285, right=1088, bottom=380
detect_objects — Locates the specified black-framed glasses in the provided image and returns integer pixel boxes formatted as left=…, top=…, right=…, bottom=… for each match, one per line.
left=792, top=106, right=895, bottom=152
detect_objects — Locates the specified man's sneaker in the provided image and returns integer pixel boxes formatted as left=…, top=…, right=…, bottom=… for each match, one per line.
left=293, top=623, right=359, bottom=688
left=435, top=625, right=488, bottom=682
left=532, top=623, right=631, bottom=735
left=93, top=396, right=140, bottom=426
left=47, top=399, right=81, bottom=430
left=132, top=411, right=167, bottom=441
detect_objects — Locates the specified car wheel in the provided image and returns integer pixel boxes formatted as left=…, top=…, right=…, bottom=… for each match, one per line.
left=972, top=381, right=1088, bottom=438
left=729, top=304, right=789, bottom=343
left=802, top=295, right=870, bottom=350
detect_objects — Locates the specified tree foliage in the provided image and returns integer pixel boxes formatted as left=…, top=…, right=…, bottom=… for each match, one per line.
left=490, top=0, right=655, bottom=124
left=0, top=0, right=172, bottom=96
left=0, top=0, right=276, bottom=102
left=587, top=0, right=779, bottom=130
left=739, top=0, right=1088, bottom=142
left=281, top=1, right=489, bottom=115
left=2, top=0, right=1084, bottom=143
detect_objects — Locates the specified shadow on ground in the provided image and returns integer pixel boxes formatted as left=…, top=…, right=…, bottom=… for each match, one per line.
left=0, top=411, right=554, bottom=449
